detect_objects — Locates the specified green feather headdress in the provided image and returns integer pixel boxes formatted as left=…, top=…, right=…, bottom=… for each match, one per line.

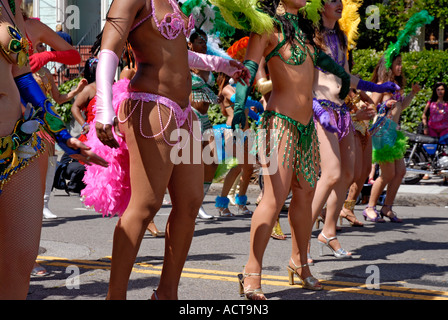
left=209, top=0, right=274, bottom=34
left=299, top=0, right=324, bottom=27
left=181, top=0, right=235, bottom=37
left=384, top=10, right=434, bottom=69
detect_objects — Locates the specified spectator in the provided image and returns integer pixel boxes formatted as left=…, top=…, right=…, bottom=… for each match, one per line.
left=55, top=24, right=73, bottom=45
left=422, top=82, right=448, bottom=143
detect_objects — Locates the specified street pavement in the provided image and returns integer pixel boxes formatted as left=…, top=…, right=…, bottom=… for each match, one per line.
left=28, top=179, right=448, bottom=302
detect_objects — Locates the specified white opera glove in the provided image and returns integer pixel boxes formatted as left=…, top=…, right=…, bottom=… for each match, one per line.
left=95, top=49, right=119, bottom=127
left=188, top=50, right=240, bottom=77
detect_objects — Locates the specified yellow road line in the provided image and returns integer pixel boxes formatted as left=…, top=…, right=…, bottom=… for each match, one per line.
left=36, top=255, right=448, bottom=300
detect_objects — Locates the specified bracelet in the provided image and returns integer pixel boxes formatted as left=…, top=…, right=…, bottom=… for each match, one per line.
left=81, top=122, right=89, bottom=129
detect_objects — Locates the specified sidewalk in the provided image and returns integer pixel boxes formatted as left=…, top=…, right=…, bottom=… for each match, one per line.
left=208, top=179, right=448, bottom=207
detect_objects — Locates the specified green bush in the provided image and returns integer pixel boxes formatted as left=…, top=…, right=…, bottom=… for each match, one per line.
left=53, top=77, right=82, bottom=124
left=352, top=49, right=448, bottom=133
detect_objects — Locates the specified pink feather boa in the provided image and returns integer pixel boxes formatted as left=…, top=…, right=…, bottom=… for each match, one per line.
left=81, top=79, right=131, bottom=217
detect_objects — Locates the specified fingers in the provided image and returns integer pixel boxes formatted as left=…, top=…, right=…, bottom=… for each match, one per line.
left=95, top=122, right=120, bottom=148
left=71, top=152, right=109, bottom=168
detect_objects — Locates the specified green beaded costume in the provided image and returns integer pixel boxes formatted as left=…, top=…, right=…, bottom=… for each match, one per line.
left=255, top=110, right=320, bottom=188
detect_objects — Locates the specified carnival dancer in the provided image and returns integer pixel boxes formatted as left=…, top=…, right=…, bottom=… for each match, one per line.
left=83, top=0, right=249, bottom=300
left=0, top=0, right=107, bottom=299
left=188, top=29, right=219, bottom=220
left=213, top=37, right=259, bottom=217
left=364, top=10, right=432, bottom=223
left=340, top=87, right=376, bottom=227
left=214, top=69, right=260, bottom=217
left=211, top=0, right=365, bottom=299
left=254, top=56, right=287, bottom=240
left=29, top=39, right=87, bottom=220
left=23, top=15, right=87, bottom=220
left=310, top=0, right=399, bottom=261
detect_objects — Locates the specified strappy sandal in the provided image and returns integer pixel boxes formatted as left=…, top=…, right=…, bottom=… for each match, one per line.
left=271, top=218, right=287, bottom=240
left=317, top=232, right=352, bottom=259
left=218, top=207, right=235, bottom=217
left=380, top=205, right=402, bottom=223
left=339, top=200, right=364, bottom=227
left=362, top=205, right=385, bottom=222
left=237, top=205, right=253, bottom=215
left=146, top=220, right=165, bottom=237
left=316, top=207, right=342, bottom=231
left=237, top=271, right=266, bottom=300
left=286, top=258, right=322, bottom=291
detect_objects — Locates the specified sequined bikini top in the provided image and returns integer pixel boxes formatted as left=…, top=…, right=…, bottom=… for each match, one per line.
left=0, top=1, right=30, bottom=67
left=130, top=0, right=195, bottom=40
left=265, top=13, right=317, bottom=66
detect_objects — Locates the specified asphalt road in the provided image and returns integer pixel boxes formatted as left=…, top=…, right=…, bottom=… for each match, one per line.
left=28, top=182, right=448, bottom=304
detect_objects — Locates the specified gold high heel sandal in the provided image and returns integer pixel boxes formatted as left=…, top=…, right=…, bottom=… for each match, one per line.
left=271, top=218, right=287, bottom=240
left=237, top=271, right=267, bottom=300
left=339, top=200, right=364, bottom=227
left=146, top=220, right=165, bottom=237
left=286, top=258, right=323, bottom=291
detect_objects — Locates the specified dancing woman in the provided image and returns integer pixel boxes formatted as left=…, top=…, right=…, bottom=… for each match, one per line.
left=364, top=54, right=420, bottom=222
left=311, top=0, right=398, bottom=259
left=0, top=0, right=106, bottom=299
left=340, top=88, right=376, bottom=227
left=211, top=0, right=368, bottom=299
left=214, top=71, right=257, bottom=216
left=364, top=10, right=432, bottom=223
left=90, top=0, right=248, bottom=300
left=188, top=28, right=219, bottom=220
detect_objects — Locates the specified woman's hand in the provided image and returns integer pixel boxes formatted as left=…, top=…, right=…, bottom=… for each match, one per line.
left=66, top=138, right=109, bottom=167
left=355, top=103, right=376, bottom=121
left=386, top=99, right=397, bottom=109
left=228, top=60, right=251, bottom=86
left=76, top=78, right=88, bottom=92
left=411, top=83, right=421, bottom=94
left=95, top=117, right=123, bottom=149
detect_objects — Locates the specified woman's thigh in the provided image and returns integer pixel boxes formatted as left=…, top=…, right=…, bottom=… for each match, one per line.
left=315, top=120, right=342, bottom=180
left=118, top=99, right=181, bottom=215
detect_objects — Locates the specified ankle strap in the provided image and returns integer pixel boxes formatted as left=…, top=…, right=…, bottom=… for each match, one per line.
left=290, top=258, right=309, bottom=270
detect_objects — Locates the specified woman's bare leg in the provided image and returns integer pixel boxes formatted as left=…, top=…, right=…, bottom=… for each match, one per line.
left=107, top=100, right=180, bottom=299
left=318, top=130, right=355, bottom=252
left=158, top=159, right=204, bottom=299
left=289, top=163, right=318, bottom=281
left=243, top=132, right=293, bottom=297
left=311, top=122, right=342, bottom=224
left=0, top=149, right=48, bottom=299
left=366, top=160, right=395, bottom=218
left=381, top=158, right=405, bottom=219
left=346, top=135, right=372, bottom=202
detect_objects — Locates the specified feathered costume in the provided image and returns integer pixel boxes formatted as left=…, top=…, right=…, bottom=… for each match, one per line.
left=81, top=79, right=131, bottom=217
left=339, top=0, right=362, bottom=51
left=384, top=10, right=434, bottom=69
left=371, top=10, right=434, bottom=164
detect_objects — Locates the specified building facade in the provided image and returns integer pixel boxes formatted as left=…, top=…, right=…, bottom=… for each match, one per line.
left=22, top=0, right=111, bottom=46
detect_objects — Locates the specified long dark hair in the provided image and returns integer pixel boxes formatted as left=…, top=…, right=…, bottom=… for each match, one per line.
left=257, top=0, right=316, bottom=47
left=371, top=55, right=406, bottom=89
left=430, top=82, right=448, bottom=102
left=83, top=57, right=98, bottom=83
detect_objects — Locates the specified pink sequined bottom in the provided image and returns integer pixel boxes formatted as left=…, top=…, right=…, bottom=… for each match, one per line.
left=81, top=79, right=200, bottom=217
